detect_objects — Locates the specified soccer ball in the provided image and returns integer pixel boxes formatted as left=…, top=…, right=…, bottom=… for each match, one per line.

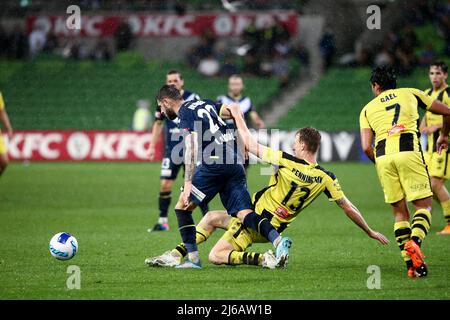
left=49, top=232, right=78, bottom=260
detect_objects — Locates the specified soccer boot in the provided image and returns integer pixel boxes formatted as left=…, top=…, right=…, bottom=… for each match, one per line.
left=147, top=223, right=169, bottom=233
left=408, top=264, right=428, bottom=278
left=413, top=264, right=428, bottom=278
left=275, top=237, right=292, bottom=268
left=404, top=240, right=425, bottom=269
left=175, top=259, right=202, bottom=269
left=145, top=250, right=182, bottom=267
left=262, top=250, right=277, bottom=269
left=436, top=225, right=450, bottom=235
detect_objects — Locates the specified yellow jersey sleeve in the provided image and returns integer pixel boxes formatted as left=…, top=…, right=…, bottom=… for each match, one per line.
left=261, top=147, right=284, bottom=166
left=408, top=88, right=434, bottom=110
left=324, top=176, right=345, bottom=202
left=0, top=92, right=4, bottom=111
left=359, top=107, right=371, bottom=129
left=261, top=147, right=303, bottom=168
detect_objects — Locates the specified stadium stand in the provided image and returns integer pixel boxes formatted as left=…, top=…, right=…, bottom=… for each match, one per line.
left=0, top=53, right=279, bottom=130
left=276, top=62, right=450, bottom=131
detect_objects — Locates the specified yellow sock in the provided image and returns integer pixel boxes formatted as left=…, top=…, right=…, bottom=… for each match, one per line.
left=394, top=221, right=412, bottom=268
left=172, top=243, right=186, bottom=257
left=441, top=199, right=450, bottom=225
left=411, top=209, right=432, bottom=245
left=196, top=226, right=211, bottom=245
left=171, top=226, right=212, bottom=258
left=228, top=251, right=263, bottom=266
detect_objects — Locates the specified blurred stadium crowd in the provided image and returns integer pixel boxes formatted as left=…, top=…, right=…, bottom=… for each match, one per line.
left=0, top=0, right=448, bottom=84
left=339, top=0, right=450, bottom=75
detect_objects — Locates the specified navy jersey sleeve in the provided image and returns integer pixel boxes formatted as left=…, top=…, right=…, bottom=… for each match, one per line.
left=178, top=106, right=196, bottom=132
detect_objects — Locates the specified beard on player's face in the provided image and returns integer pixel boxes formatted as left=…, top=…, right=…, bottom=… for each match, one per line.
left=163, top=105, right=178, bottom=120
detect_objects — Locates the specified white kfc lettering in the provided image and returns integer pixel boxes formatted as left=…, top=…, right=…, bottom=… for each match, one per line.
left=39, top=133, right=62, bottom=159
left=91, top=134, right=118, bottom=159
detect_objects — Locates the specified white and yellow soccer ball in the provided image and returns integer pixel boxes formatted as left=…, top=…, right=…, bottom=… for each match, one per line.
left=49, top=232, right=78, bottom=260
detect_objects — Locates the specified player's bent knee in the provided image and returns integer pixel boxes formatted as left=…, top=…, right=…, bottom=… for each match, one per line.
left=203, top=211, right=229, bottom=229
left=412, top=196, right=433, bottom=212
left=160, top=179, right=173, bottom=192
left=236, top=209, right=253, bottom=222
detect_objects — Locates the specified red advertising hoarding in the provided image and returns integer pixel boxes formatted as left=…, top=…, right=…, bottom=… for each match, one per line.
left=3, top=130, right=163, bottom=162
left=26, top=12, right=298, bottom=37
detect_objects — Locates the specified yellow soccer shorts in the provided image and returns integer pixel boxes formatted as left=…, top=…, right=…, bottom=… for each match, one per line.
left=375, top=151, right=433, bottom=203
left=222, top=217, right=268, bottom=252
left=0, top=131, right=7, bottom=155
left=425, top=151, right=450, bottom=180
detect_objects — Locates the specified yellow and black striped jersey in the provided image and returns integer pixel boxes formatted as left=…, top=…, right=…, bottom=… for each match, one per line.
left=360, top=88, right=434, bottom=158
left=423, top=86, right=450, bottom=153
left=252, top=148, right=344, bottom=230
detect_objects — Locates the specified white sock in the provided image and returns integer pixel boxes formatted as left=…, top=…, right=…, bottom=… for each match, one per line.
left=188, top=251, right=200, bottom=264
left=158, top=217, right=168, bottom=224
left=273, top=236, right=282, bottom=248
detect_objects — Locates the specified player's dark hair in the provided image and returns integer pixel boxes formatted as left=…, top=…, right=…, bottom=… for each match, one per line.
left=156, top=84, right=182, bottom=101
left=297, top=127, right=321, bottom=153
left=430, top=60, right=448, bottom=73
left=167, top=69, right=183, bottom=80
left=370, top=66, right=397, bottom=91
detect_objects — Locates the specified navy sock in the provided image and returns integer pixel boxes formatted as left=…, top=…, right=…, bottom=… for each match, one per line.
left=175, top=209, right=197, bottom=253
left=243, top=212, right=280, bottom=244
left=159, top=192, right=171, bottom=218
left=199, top=203, right=209, bottom=216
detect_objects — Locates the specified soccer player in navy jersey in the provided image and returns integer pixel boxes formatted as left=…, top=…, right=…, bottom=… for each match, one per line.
left=147, top=70, right=208, bottom=232
left=155, top=84, right=291, bottom=269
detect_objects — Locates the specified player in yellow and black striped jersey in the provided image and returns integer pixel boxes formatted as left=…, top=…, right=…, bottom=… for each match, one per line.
left=145, top=121, right=389, bottom=269
left=419, top=61, right=450, bottom=235
left=0, top=91, right=13, bottom=177
left=360, top=66, right=450, bottom=278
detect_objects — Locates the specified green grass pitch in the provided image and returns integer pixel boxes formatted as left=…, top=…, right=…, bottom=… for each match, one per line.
left=0, top=162, right=449, bottom=300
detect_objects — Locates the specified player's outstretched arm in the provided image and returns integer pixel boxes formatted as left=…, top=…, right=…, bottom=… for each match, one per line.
left=227, top=104, right=267, bottom=159
left=147, top=120, right=163, bottom=160
left=335, top=197, right=389, bottom=245
left=360, top=128, right=375, bottom=163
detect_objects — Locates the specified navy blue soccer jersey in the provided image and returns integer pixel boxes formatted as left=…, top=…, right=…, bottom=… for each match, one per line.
left=178, top=99, right=239, bottom=165
left=155, top=90, right=200, bottom=156
left=216, top=94, right=253, bottom=129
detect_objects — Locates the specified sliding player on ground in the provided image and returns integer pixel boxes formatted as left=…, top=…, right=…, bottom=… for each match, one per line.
left=146, top=119, right=388, bottom=269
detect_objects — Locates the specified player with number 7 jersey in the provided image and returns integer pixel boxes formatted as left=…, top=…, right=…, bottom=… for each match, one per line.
left=360, top=66, right=450, bottom=278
